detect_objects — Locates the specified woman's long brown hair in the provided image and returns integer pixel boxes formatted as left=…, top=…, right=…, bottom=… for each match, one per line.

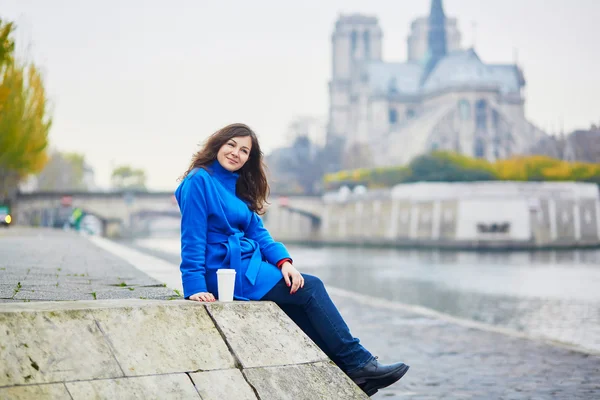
left=180, top=123, right=269, bottom=214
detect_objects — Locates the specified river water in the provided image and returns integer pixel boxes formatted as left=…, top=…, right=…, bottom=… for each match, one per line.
left=133, top=235, right=600, bottom=353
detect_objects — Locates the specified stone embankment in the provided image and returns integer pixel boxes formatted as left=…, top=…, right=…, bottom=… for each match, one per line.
left=0, top=300, right=367, bottom=399
left=0, top=228, right=367, bottom=399
left=3, top=227, right=600, bottom=399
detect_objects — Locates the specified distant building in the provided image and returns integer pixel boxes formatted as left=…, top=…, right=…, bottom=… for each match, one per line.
left=286, top=117, right=327, bottom=149
left=327, top=0, right=547, bottom=169
left=529, top=125, right=600, bottom=163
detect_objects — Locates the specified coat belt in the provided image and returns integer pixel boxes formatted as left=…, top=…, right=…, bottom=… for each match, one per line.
left=206, top=231, right=262, bottom=285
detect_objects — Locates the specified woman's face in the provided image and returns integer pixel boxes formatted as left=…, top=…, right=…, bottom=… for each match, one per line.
left=217, top=135, right=252, bottom=172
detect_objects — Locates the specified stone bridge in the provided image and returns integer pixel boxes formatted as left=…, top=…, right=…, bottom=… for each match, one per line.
left=13, top=191, right=324, bottom=238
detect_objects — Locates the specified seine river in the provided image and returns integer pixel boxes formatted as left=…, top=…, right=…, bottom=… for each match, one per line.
left=132, top=234, right=600, bottom=353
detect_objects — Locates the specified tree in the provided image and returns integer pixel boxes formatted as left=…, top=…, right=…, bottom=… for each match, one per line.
left=323, top=151, right=600, bottom=188
left=36, top=151, right=88, bottom=191
left=0, top=19, right=51, bottom=198
left=111, top=165, right=147, bottom=191
left=406, top=154, right=497, bottom=182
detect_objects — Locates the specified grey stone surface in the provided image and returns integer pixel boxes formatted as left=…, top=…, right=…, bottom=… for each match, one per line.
left=0, top=284, right=16, bottom=299
left=243, top=361, right=369, bottom=400
left=0, top=228, right=367, bottom=398
left=556, top=199, right=576, bottom=242
left=329, top=291, right=600, bottom=399
left=65, top=374, right=200, bottom=399
left=12, top=227, right=599, bottom=398
left=532, top=198, right=553, bottom=244
left=14, top=289, right=96, bottom=301
left=396, top=201, right=412, bottom=238
left=206, top=301, right=327, bottom=368
left=0, top=309, right=122, bottom=386
left=92, top=286, right=176, bottom=300
left=439, top=200, right=458, bottom=239
left=0, top=383, right=70, bottom=399
left=416, top=202, right=434, bottom=239
left=93, top=302, right=236, bottom=376
left=0, top=227, right=179, bottom=303
left=580, top=199, right=599, bottom=241
left=189, top=369, right=258, bottom=400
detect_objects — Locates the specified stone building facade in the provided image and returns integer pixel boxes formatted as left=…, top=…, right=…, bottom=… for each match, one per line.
left=327, top=0, right=547, bottom=169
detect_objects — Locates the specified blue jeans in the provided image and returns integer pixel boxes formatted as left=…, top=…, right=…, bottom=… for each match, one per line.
left=261, top=274, right=373, bottom=373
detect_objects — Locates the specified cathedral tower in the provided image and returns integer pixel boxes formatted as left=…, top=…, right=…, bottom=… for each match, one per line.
left=421, top=0, right=448, bottom=82
left=327, top=15, right=382, bottom=148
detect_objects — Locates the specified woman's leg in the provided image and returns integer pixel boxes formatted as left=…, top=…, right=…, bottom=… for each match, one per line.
left=261, top=274, right=373, bottom=373
left=277, top=304, right=342, bottom=366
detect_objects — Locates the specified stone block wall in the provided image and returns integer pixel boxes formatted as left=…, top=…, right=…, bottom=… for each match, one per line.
left=0, top=300, right=367, bottom=400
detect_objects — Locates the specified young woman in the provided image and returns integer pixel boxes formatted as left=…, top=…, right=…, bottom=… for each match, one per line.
left=175, top=123, right=409, bottom=396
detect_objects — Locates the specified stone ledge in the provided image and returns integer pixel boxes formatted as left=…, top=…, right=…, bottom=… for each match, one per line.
left=0, top=300, right=368, bottom=399
left=205, top=302, right=327, bottom=368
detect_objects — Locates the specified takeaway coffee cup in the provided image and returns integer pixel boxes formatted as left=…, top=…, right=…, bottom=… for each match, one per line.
left=216, top=269, right=236, bottom=302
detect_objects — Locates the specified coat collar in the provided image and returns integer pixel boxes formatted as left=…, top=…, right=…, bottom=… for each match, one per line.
left=207, top=160, right=239, bottom=192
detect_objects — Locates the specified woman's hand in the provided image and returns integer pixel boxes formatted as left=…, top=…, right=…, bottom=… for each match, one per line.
left=280, top=262, right=304, bottom=294
left=189, top=292, right=216, bottom=302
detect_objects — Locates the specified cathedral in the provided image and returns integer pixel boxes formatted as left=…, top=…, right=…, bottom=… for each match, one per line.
left=327, top=0, right=547, bottom=169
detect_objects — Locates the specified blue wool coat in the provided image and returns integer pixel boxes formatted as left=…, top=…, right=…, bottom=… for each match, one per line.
left=175, top=160, right=290, bottom=300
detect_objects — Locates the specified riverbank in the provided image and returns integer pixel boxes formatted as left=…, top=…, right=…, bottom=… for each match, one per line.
left=2, top=228, right=600, bottom=398
left=274, top=237, right=600, bottom=251
left=129, top=235, right=600, bottom=355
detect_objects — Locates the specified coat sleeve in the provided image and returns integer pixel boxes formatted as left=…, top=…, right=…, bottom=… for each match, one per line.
left=177, top=174, right=210, bottom=298
left=245, top=212, right=292, bottom=266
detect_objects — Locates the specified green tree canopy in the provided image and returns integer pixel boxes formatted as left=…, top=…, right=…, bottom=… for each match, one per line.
left=407, top=153, right=497, bottom=182
left=111, top=165, right=147, bottom=191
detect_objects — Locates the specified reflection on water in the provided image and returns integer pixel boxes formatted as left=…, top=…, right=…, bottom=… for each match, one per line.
left=134, top=235, right=600, bottom=352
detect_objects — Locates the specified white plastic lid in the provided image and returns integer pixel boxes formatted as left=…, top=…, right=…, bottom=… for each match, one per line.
left=217, top=269, right=236, bottom=275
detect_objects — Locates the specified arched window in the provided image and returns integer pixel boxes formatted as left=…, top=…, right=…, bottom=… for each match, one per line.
left=363, top=31, right=370, bottom=58
left=351, top=31, right=358, bottom=54
left=389, top=108, right=398, bottom=125
left=406, top=108, right=416, bottom=119
left=474, top=137, right=486, bottom=158
left=458, top=99, right=470, bottom=120
left=475, top=99, right=487, bottom=131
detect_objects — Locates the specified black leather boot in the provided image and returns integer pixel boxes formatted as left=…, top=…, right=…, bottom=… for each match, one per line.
left=348, top=357, right=409, bottom=396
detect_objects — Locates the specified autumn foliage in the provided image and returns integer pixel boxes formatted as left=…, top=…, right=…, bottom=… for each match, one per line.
left=324, top=151, right=600, bottom=189
left=0, top=18, right=52, bottom=197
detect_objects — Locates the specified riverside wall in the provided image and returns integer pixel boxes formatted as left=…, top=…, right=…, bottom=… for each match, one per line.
left=0, top=300, right=368, bottom=400
left=267, top=181, right=600, bottom=249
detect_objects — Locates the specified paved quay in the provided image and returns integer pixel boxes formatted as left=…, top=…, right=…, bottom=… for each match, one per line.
left=0, top=227, right=179, bottom=303
left=1, top=227, right=600, bottom=399
left=329, top=289, right=600, bottom=399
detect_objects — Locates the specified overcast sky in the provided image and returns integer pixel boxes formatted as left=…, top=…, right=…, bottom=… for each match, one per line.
left=2, top=0, right=599, bottom=190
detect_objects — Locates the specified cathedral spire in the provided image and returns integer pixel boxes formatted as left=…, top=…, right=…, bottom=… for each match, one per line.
left=421, top=0, right=448, bottom=83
